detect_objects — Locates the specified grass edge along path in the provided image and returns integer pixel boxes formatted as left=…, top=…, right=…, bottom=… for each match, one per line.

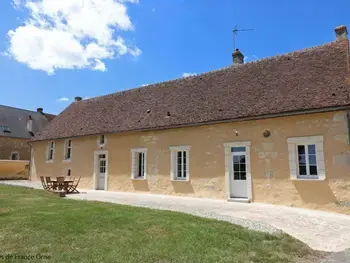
left=0, top=185, right=327, bottom=263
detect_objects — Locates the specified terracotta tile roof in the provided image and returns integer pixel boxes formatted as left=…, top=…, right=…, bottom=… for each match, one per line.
left=43, top=113, right=56, bottom=122
left=32, top=40, right=350, bottom=142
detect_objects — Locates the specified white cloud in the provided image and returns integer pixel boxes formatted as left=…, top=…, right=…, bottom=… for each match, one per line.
left=182, top=72, right=197, bottom=78
left=56, top=97, right=70, bottom=102
left=141, top=84, right=148, bottom=87
left=93, top=59, right=106, bottom=71
left=6, top=0, right=141, bottom=74
left=12, top=0, right=21, bottom=7
left=127, top=45, right=142, bottom=57
left=119, top=0, right=139, bottom=3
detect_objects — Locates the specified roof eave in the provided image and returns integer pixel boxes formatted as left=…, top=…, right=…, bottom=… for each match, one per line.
left=30, top=105, right=350, bottom=143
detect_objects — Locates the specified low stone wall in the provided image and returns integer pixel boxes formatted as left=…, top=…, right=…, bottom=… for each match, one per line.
left=0, top=160, right=29, bottom=180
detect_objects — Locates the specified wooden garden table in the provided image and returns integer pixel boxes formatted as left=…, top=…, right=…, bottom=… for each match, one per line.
left=50, top=179, right=74, bottom=193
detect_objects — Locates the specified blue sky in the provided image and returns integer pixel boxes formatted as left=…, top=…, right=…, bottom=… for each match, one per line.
left=0, top=0, right=349, bottom=115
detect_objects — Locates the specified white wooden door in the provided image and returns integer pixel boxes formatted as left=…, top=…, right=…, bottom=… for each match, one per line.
left=230, top=147, right=248, bottom=198
left=97, top=154, right=106, bottom=190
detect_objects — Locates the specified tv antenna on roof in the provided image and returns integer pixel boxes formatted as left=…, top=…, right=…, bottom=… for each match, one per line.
left=233, top=25, right=254, bottom=51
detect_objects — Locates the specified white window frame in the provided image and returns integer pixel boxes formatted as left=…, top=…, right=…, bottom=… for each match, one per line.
left=63, top=139, right=72, bottom=161
left=131, top=148, right=147, bottom=180
left=46, top=141, right=55, bottom=162
left=287, top=136, right=325, bottom=180
left=170, top=146, right=190, bottom=181
left=98, top=135, right=106, bottom=147
left=10, top=151, right=19, bottom=160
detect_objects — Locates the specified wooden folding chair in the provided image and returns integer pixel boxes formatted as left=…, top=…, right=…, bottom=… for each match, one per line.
left=56, top=177, right=65, bottom=191
left=68, top=176, right=80, bottom=193
left=45, top=177, right=54, bottom=190
left=40, top=176, right=48, bottom=190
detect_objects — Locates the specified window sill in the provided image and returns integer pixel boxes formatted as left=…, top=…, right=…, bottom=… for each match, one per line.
left=63, top=159, right=72, bottom=163
left=45, top=160, right=53, bottom=164
left=131, top=177, right=146, bottom=181
left=171, top=179, right=190, bottom=182
left=290, top=177, right=325, bottom=181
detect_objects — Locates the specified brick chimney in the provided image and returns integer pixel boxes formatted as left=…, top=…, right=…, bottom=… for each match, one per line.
left=335, top=25, right=348, bottom=40
left=232, top=48, right=244, bottom=65
left=37, top=108, right=43, bottom=113
left=75, top=96, right=82, bottom=102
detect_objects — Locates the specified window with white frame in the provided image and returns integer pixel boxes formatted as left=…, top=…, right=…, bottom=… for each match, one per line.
left=131, top=148, right=147, bottom=179
left=99, top=135, right=105, bottom=146
left=170, top=146, right=190, bottom=181
left=11, top=152, right=19, bottom=160
left=47, top=141, right=55, bottom=161
left=64, top=139, right=72, bottom=160
left=287, top=136, right=325, bottom=180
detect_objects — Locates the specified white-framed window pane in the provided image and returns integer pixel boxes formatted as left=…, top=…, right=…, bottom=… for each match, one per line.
left=142, top=153, right=145, bottom=177
left=308, top=155, right=317, bottom=165
left=67, top=148, right=71, bottom=159
left=310, top=165, right=318, bottom=175
left=232, top=154, right=246, bottom=180
left=131, top=149, right=147, bottom=179
left=299, top=165, right=307, bottom=175
left=298, top=154, right=306, bottom=164
left=177, top=151, right=182, bottom=178
left=308, top=145, right=316, bottom=154
left=100, top=135, right=105, bottom=145
left=137, top=152, right=145, bottom=178
left=231, top=146, right=246, bottom=152
left=297, top=143, right=318, bottom=178
left=138, top=153, right=142, bottom=177
left=287, top=136, right=325, bottom=180
left=240, top=156, right=246, bottom=180
left=48, top=141, right=54, bottom=160
left=99, top=159, right=106, bottom=173
left=176, top=151, right=187, bottom=179
left=66, top=147, right=71, bottom=159
left=65, top=140, right=72, bottom=159
left=297, top=145, right=305, bottom=155
left=170, top=146, right=190, bottom=181
left=183, top=151, right=187, bottom=178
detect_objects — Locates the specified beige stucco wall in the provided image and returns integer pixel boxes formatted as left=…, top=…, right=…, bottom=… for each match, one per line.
left=30, top=111, right=350, bottom=213
left=0, top=160, right=29, bottom=179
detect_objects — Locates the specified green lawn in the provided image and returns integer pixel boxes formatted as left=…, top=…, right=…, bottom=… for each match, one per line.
left=0, top=185, right=323, bottom=263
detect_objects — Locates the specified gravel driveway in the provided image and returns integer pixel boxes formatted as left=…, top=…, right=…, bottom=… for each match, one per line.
left=2, top=180, right=350, bottom=253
